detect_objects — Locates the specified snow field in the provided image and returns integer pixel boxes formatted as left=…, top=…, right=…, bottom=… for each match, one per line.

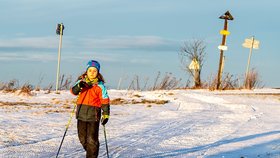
left=0, top=89, right=280, bottom=157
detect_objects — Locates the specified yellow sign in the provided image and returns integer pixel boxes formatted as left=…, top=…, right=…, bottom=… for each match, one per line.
left=220, top=30, right=230, bottom=36
left=189, top=59, right=200, bottom=70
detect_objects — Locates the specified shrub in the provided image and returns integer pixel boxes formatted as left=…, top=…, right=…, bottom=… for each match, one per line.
left=244, top=68, right=262, bottom=89
left=0, top=79, right=19, bottom=92
left=59, top=74, right=72, bottom=90
left=19, top=83, right=34, bottom=96
left=151, top=72, right=181, bottom=90
left=207, top=73, right=241, bottom=90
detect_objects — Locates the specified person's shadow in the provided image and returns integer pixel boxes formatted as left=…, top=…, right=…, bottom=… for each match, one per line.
left=143, top=130, right=280, bottom=158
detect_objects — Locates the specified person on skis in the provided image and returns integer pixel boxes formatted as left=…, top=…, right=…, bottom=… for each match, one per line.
left=70, top=60, right=110, bottom=158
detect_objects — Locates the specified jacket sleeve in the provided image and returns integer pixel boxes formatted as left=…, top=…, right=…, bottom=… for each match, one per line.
left=98, top=83, right=110, bottom=115
left=70, top=80, right=82, bottom=95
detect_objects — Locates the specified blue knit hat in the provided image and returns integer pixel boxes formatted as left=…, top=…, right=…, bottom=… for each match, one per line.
left=86, top=60, right=100, bottom=72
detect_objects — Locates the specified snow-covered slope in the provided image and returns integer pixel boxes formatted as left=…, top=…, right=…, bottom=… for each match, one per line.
left=0, top=89, right=280, bottom=158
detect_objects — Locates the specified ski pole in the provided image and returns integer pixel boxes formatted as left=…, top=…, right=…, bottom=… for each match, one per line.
left=103, top=125, right=109, bottom=158
left=56, top=104, right=76, bottom=158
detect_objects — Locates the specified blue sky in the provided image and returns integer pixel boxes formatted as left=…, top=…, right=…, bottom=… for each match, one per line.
left=0, top=0, right=279, bottom=89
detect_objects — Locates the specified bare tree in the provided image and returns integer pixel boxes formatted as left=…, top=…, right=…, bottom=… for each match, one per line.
left=179, top=39, right=206, bottom=88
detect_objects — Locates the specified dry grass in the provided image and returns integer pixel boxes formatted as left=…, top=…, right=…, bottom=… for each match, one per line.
left=110, top=98, right=127, bottom=105
left=146, top=105, right=152, bottom=108
left=0, top=100, right=72, bottom=114
left=59, top=74, right=73, bottom=90
left=244, top=69, right=263, bottom=89
left=207, top=73, right=241, bottom=91
left=167, top=92, right=174, bottom=95
left=0, top=101, right=32, bottom=106
left=45, top=109, right=68, bottom=114
left=19, top=83, right=34, bottom=96
left=132, top=99, right=169, bottom=105
left=44, top=84, right=53, bottom=94
left=152, top=72, right=182, bottom=90
left=110, top=98, right=168, bottom=105
left=0, top=101, right=51, bottom=108
left=133, top=94, right=142, bottom=98
left=0, top=74, right=73, bottom=94
left=0, top=80, right=19, bottom=93
left=62, top=104, right=71, bottom=109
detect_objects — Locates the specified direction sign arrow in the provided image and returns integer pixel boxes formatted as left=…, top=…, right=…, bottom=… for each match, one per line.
left=243, top=38, right=260, bottom=49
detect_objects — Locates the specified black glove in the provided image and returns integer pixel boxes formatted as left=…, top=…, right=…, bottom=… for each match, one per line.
left=101, top=115, right=109, bottom=125
left=78, top=80, right=89, bottom=88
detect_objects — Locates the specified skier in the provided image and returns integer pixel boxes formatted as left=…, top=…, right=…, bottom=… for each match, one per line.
left=70, top=60, right=110, bottom=158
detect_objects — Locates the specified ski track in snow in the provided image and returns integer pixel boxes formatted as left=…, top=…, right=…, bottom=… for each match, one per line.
left=0, top=90, right=280, bottom=157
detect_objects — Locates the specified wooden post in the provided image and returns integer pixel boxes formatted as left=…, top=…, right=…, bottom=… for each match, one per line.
left=216, top=11, right=233, bottom=90
left=216, top=19, right=228, bottom=90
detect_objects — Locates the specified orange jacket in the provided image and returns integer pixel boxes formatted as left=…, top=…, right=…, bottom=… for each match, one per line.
left=81, top=85, right=108, bottom=107
left=71, top=81, right=109, bottom=107
left=71, top=81, right=110, bottom=121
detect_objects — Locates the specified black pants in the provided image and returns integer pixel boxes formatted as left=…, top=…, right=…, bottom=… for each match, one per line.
left=77, top=120, right=100, bottom=158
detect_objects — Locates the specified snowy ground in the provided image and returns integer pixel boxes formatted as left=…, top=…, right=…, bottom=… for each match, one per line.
left=0, top=89, right=280, bottom=158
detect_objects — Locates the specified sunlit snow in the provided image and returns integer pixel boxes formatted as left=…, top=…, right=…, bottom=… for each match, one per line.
left=1, top=89, right=280, bottom=158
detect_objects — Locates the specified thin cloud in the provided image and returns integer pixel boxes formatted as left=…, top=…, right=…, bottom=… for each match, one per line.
left=0, top=50, right=121, bottom=62
left=0, top=35, right=178, bottom=51
left=0, top=35, right=179, bottom=62
left=81, top=36, right=172, bottom=49
left=129, top=58, right=152, bottom=64
left=64, top=51, right=123, bottom=62
left=0, top=52, right=56, bottom=61
left=0, top=36, right=58, bottom=49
